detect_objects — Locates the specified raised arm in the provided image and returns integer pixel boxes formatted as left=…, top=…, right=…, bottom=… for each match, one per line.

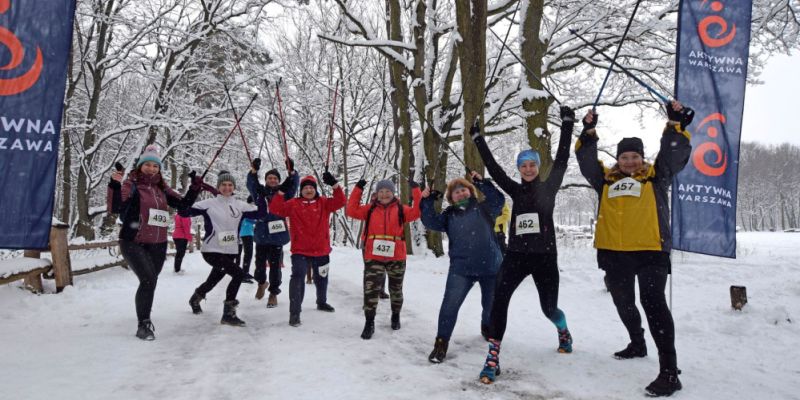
left=655, top=101, right=694, bottom=182
left=325, top=185, right=347, bottom=213
left=574, top=111, right=606, bottom=194
left=471, top=131, right=519, bottom=196
left=346, top=183, right=371, bottom=220
left=545, top=106, right=576, bottom=191
left=402, top=184, right=423, bottom=222
left=475, top=178, right=505, bottom=219
left=420, top=194, right=448, bottom=232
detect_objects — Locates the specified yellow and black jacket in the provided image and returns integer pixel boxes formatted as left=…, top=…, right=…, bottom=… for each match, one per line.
left=575, top=124, right=691, bottom=252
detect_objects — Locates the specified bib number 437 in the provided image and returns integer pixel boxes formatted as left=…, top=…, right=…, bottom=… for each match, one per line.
left=372, top=239, right=396, bottom=257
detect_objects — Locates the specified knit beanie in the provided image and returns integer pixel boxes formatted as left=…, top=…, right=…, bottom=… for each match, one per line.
left=300, top=175, right=318, bottom=191
left=217, top=170, right=236, bottom=188
left=136, top=144, right=162, bottom=169
left=516, top=149, right=541, bottom=168
left=616, top=137, right=645, bottom=159
left=265, top=168, right=281, bottom=181
left=375, top=179, right=396, bottom=194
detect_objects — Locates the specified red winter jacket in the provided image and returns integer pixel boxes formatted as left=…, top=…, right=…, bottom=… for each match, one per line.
left=346, top=186, right=422, bottom=261
left=172, top=214, right=193, bottom=240
left=269, top=186, right=346, bottom=257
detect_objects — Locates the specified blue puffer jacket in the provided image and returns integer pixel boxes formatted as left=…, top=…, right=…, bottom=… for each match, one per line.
left=421, top=179, right=504, bottom=276
left=239, top=218, right=255, bottom=237
left=246, top=171, right=299, bottom=246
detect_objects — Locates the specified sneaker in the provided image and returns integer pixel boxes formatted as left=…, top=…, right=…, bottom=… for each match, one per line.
left=479, top=339, right=501, bottom=384
left=361, top=318, right=375, bottom=340
left=316, top=303, right=335, bottom=312
left=136, top=319, right=155, bottom=341
left=255, top=282, right=269, bottom=300
left=558, top=328, right=573, bottom=353
left=289, top=313, right=301, bottom=327
left=614, top=342, right=647, bottom=359
left=645, top=369, right=682, bottom=397
left=391, top=312, right=401, bottom=330
left=428, top=337, right=448, bottom=363
left=189, top=291, right=204, bottom=314
left=267, top=293, right=278, bottom=308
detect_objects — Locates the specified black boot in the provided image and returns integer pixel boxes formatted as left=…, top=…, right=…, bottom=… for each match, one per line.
left=614, top=329, right=647, bottom=359
left=220, top=300, right=246, bottom=326
left=391, top=312, right=401, bottom=330
left=645, top=353, right=682, bottom=397
left=189, top=291, right=204, bottom=314
left=428, top=337, right=449, bottom=363
left=317, top=303, right=335, bottom=312
left=136, top=319, right=155, bottom=341
left=289, top=313, right=301, bottom=327
left=361, top=317, right=375, bottom=340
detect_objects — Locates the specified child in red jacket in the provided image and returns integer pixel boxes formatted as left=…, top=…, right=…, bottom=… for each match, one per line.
left=347, top=179, right=421, bottom=339
left=269, top=171, right=346, bottom=327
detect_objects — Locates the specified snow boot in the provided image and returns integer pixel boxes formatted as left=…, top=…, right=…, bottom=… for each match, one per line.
left=428, top=337, right=448, bottom=363
left=379, top=290, right=390, bottom=299
left=558, top=328, right=573, bottom=353
left=267, top=293, right=278, bottom=308
left=220, top=300, right=246, bottom=327
left=289, top=313, right=301, bottom=327
left=361, top=317, right=375, bottom=340
left=391, top=312, right=401, bottom=330
left=614, top=330, right=647, bottom=359
left=646, top=353, right=682, bottom=397
left=189, top=291, right=204, bottom=314
left=479, top=338, right=501, bottom=384
left=136, top=319, right=155, bottom=341
left=481, top=324, right=491, bottom=341
left=255, top=282, right=269, bottom=300
left=316, top=303, right=335, bottom=312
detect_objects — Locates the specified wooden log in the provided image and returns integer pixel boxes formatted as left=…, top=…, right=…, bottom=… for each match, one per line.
left=67, top=241, right=119, bottom=251
left=22, top=250, right=44, bottom=293
left=730, top=285, right=747, bottom=310
left=49, top=224, right=73, bottom=292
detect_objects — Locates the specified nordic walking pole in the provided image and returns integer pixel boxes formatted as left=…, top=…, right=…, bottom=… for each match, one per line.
left=325, top=79, right=340, bottom=172
left=223, top=83, right=254, bottom=164
left=359, top=89, right=387, bottom=181
left=569, top=29, right=670, bottom=103
left=275, top=84, right=291, bottom=171
left=258, top=77, right=283, bottom=159
left=592, top=0, right=644, bottom=111
left=202, top=93, right=258, bottom=179
left=487, top=27, right=562, bottom=105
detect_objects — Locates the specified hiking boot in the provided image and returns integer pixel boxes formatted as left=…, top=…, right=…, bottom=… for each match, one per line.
left=189, top=291, right=204, bottom=314
left=255, top=282, right=269, bottom=300
left=220, top=300, right=246, bottom=327
left=379, top=290, right=390, bottom=299
left=428, top=337, right=449, bottom=363
left=289, top=313, right=301, bottom=327
left=391, top=312, right=401, bottom=330
left=645, top=369, right=682, bottom=397
left=361, top=318, right=375, bottom=340
left=316, top=303, right=335, bottom=312
left=479, top=338, right=501, bottom=384
left=558, top=328, right=573, bottom=353
left=614, top=342, right=648, bottom=359
left=136, top=319, right=155, bottom=341
left=267, top=293, right=278, bottom=308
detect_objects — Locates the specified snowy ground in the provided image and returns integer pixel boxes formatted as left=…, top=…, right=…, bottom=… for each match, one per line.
left=1, top=232, right=799, bottom=400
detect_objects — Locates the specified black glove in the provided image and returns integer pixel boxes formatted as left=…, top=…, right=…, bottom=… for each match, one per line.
left=582, top=111, right=598, bottom=130
left=188, top=171, right=203, bottom=190
left=114, top=162, right=125, bottom=172
left=471, top=174, right=483, bottom=183
left=322, top=170, right=338, bottom=186
left=470, top=121, right=481, bottom=141
left=408, top=179, right=420, bottom=189
left=666, top=101, right=695, bottom=128
left=560, top=106, right=575, bottom=122
left=285, top=157, right=294, bottom=172
left=430, top=190, right=444, bottom=201
left=252, top=158, right=261, bottom=171
left=356, top=179, right=367, bottom=190
left=278, top=176, right=294, bottom=193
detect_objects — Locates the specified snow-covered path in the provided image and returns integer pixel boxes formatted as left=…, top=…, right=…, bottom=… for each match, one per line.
left=1, top=233, right=799, bottom=400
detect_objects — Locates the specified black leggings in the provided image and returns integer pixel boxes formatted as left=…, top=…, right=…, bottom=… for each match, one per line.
left=599, top=250, right=676, bottom=356
left=489, top=251, right=567, bottom=341
left=254, top=243, right=283, bottom=294
left=238, top=236, right=254, bottom=274
left=173, top=238, right=188, bottom=272
left=196, top=252, right=248, bottom=301
left=119, top=240, right=168, bottom=322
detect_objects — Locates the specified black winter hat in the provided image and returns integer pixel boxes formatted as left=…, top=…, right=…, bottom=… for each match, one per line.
left=616, top=137, right=644, bottom=159
left=265, top=168, right=281, bottom=180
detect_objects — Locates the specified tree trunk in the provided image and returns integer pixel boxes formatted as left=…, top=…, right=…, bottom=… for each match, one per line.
left=455, top=0, right=487, bottom=174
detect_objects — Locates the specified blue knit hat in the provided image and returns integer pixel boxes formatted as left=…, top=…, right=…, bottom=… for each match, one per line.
left=137, top=144, right=162, bottom=169
left=516, top=149, right=541, bottom=168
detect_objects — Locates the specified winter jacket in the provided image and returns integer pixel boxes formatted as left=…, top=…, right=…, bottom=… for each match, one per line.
left=179, top=195, right=264, bottom=255
left=494, top=203, right=511, bottom=233
left=247, top=172, right=299, bottom=246
left=172, top=214, right=193, bottom=241
left=346, top=186, right=422, bottom=261
left=575, top=123, right=691, bottom=252
left=421, top=179, right=504, bottom=276
left=269, top=185, right=346, bottom=257
left=239, top=218, right=255, bottom=237
left=473, top=118, right=574, bottom=254
left=107, top=172, right=199, bottom=244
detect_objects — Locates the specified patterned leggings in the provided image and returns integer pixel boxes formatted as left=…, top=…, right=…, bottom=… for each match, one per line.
left=363, top=259, right=406, bottom=317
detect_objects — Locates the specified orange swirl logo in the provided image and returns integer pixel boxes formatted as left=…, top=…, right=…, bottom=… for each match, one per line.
left=0, top=0, right=43, bottom=96
left=698, top=1, right=736, bottom=48
left=692, top=113, right=728, bottom=177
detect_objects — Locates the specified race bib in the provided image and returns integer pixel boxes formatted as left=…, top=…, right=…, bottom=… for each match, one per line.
left=217, top=231, right=237, bottom=247
left=147, top=209, right=169, bottom=227
left=317, top=264, right=330, bottom=278
left=372, top=239, right=396, bottom=257
left=515, top=213, right=540, bottom=235
left=268, top=220, right=287, bottom=234
left=608, top=177, right=642, bottom=199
